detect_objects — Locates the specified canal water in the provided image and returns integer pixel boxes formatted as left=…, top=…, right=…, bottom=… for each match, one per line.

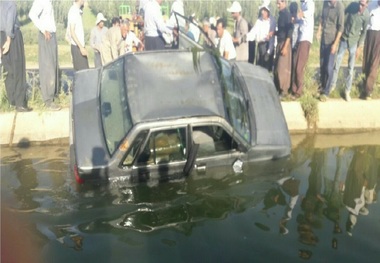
left=1, top=133, right=380, bottom=263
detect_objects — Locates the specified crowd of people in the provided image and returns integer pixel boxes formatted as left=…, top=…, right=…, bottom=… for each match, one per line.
left=0, top=0, right=379, bottom=112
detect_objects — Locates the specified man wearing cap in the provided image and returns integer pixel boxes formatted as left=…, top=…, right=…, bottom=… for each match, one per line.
left=274, top=0, right=294, bottom=98
left=228, top=1, right=249, bottom=61
left=29, top=0, right=60, bottom=110
left=291, top=0, right=315, bottom=99
left=246, top=5, right=276, bottom=71
left=216, top=18, right=237, bottom=60
left=90, top=13, right=108, bottom=68
left=67, top=0, right=89, bottom=71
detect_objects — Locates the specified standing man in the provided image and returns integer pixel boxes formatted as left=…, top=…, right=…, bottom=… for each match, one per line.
left=144, top=0, right=172, bottom=50
left=0, top=0, right=31, bottom=112
left=362, top=0, right=380, bottom=100
left=330, top=0, right=369, bottom=102
left=67, top=0, right=89, bottom=71
left=100, top=17, right=121, bottom=65
left=29, top=0, right=60, bottom=111
left=216, top=18, right=237, bottom=61
left=317, top=0, right=345, bottom=102
left=274, top=0, right=293, bottom=98
left=228, top=1, right=249, bottom=61
left=90, top=13, right=108, bottom=68
left=291, top=0, right=315, bottom=99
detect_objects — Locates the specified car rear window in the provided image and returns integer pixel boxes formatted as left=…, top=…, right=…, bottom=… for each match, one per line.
left=100, top=58, right=133, bottom=155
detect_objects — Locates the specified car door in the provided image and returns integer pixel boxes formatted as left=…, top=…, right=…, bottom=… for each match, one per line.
left=126, top=127, right=188, bottom=182
left=191, top=124, right=246, bottom=176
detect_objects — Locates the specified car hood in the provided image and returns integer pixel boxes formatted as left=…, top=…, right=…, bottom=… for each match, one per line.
left=72, top=68, right=110, bottom=177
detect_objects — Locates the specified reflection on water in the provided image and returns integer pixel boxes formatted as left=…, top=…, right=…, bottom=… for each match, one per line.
left=1, top=134, right=380, bottom=262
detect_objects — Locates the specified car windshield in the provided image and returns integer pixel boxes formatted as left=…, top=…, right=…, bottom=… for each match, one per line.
left=99, top=58, right=133, bottom=155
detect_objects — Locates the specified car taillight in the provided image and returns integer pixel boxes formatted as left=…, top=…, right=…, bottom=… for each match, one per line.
left=74, top=164, right=84, bottom=184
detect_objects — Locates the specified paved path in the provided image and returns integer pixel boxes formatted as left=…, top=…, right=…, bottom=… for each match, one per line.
left=1, top=99, right=380, bottom=146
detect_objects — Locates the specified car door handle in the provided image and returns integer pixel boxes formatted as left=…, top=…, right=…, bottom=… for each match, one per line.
left=195, top=163, right=206, bottom=173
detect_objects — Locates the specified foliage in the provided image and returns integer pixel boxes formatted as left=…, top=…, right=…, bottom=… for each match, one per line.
left=0, top=69, right=10, bottom=112
left=0, top=67, right=71, bottom=112
left=299, top=63, right=319, bottom=130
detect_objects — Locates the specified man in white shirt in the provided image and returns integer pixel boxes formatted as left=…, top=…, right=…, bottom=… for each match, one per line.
left=67, top=0, right=88, bottom=71
left=362, top=0, right=380, bottom=99
left=144, top=0, right=172, bottom=50
left=29, top=0, right=60, bottom=110
left=246, top=5, right=276, bottom=71
left=90, top=13, right=108, bottom=68
left=291, top=0, right=315, bottom=99
left=168, top=0, right=185, bottom=28
left=120, top=19, right=144, bottom=54
left=139, top=0, right=150, bottom=16
left=216, top=18, right=237, bottom=60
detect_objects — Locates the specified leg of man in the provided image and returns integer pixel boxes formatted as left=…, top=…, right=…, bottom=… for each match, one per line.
left=39, top=32, right=58, bottom=106
left=330, top=40, right=347, bottom=93
left=256, top=42, right=267, bottom=68
left=277, top=42, right=292, bottom=95
left=323, top=44, right=337, bottom=96
left=71, top=45, right=89, bottom=71
left=94, top=51, right=102, bottom=68
left=292, top=41, right=311, bottom=96
left=363, top=30, right=380, bottom=97
left=248, top=40, right=256, bottom=64
left=319, top=43, right=328, bottom=91
left=5, top=29, right=27, bottom=108
left=345, top=42, right=358, bottom=94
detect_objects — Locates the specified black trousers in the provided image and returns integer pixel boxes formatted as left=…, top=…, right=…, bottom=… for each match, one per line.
left=363, top=30, right=380, bottom=96
left=71, top=45, right=89, bottom=71
left=39, top=32, right=58, bottom=105
left=1, top=30, right=27, bottom=107
left=248, top=41, right=256, bottom=64
left=256, top=41, right=273, bottom=72
left=145, top=36, right=166, bottom=51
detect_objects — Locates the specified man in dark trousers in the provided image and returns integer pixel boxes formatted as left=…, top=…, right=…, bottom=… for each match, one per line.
left=29, top=0, right=61, bottom=111
left=274, top=0, right=293, bottom=99
left=317, top=0, right=345, bottom=102
left=0, top=0, right=31, bottom=112
left=362, top=0, right=380, bottom=100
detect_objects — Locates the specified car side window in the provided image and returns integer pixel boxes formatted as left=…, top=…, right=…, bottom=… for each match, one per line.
left=122, top=131, right=148, bottom=167
left=193, top=125, right=238, bottom=158
left=136, top=128, right=186, bottom=165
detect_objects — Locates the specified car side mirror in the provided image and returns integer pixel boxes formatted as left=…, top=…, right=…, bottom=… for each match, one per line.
left=101, top=102, right=112, bottom=117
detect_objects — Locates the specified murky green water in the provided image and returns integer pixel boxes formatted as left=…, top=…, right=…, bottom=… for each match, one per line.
left=1, top=133, right=380, bottom=263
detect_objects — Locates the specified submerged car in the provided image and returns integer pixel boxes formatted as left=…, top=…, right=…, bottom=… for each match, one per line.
left=70, top=15, right=291, bottom=184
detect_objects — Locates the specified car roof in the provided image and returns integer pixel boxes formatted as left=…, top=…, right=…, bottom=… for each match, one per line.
left=122, top=50, right=227, bottom=124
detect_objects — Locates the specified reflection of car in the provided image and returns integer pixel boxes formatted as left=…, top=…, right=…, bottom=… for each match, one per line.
left=70, top=15, right=291, bottom=184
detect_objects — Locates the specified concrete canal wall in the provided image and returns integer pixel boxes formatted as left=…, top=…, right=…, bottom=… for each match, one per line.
left=1, top=99, right=380, bottom=146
